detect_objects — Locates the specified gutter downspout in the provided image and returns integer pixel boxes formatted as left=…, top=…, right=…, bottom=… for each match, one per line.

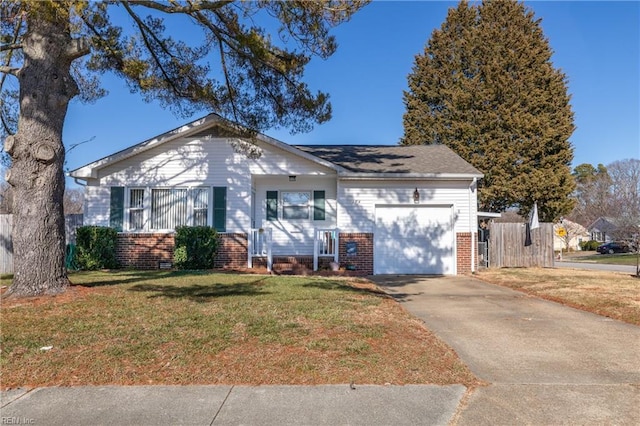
left=73, top=177, right=87, bottom=187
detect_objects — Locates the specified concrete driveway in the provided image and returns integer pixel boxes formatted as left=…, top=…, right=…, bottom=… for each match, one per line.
left=371, top=275, right=640, bottom=425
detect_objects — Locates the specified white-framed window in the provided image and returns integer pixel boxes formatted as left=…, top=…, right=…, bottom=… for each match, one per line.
left=116, top=186, right=226, bottom=232
left=193, top=187, right=209, bottom=227
left=128, top=188, right=145, bottom=230
left=282, top=191, right=311, bottom=220
left=151, top=188, right=188, bottom=230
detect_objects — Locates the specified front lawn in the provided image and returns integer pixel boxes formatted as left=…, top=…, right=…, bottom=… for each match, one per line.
left=0, top=271, right=477, bottom=389
left=476, top=268, right=640, bottom=325
left=565, top=253, right=639, bottom=266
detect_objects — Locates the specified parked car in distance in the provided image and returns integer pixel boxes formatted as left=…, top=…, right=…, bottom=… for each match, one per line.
left=596, top=242, right=631, bottom=254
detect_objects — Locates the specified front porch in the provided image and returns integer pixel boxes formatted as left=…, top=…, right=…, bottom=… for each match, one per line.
left=247, top=228, right=360, bottom=274
left=113, top=229, right=374, bottom=275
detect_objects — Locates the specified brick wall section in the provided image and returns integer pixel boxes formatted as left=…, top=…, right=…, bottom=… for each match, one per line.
left=116, top=233, right=175, bottom=270
left=213, top=233, right=248, bottom=269
left=115, top=232, right=248, bottom=270
left=339, top=233, right=373, bottom=275
left=456, top=232, right=477, bottom=274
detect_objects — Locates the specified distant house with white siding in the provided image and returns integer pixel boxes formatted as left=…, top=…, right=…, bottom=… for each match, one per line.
left=554, top=219, right=589, bottom=251
left=587, top=217, right=618, bottom=243
left=70, top=114, right=483, bottom=275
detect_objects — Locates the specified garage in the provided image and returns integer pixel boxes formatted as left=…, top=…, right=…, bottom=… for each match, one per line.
left=374, top=205, right=455, bottom=275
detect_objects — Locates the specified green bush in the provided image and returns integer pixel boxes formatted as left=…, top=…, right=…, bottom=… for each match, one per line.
left=580, top=240, right=600, bottom=251
left=174, top=226, right=219, bottom=270
left=75, top=226, right=118, bottom=270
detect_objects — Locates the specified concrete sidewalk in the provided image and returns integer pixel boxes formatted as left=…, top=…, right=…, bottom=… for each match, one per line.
left=4, top=275, right=639, bottom=425
left=1, top=384, right=465, bottom=425
left=372, top=275, right=640, bottom=426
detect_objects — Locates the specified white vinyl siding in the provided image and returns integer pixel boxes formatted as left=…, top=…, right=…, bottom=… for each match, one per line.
left=336, top=179, right=476, bottom=234
left=253, top=176, right=337, bottom=256
left=83, top=185, right=111, bottom=227
left=92, top=138, right=252, bottom=232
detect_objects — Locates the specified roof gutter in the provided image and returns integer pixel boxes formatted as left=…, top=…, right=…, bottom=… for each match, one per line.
left=338, top=172, right=484, bottom=181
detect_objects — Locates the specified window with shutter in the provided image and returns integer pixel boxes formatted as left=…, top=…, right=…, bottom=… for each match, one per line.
left=313, top=190, right=325, bottom=221
left=213, top=187, right=226, bottom=231
left=109, top=187, right=124, bottom=231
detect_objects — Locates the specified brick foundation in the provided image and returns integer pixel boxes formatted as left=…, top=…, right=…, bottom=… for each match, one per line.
left=115, top=232, right=247, bottom=270
left=116, top=233, right=175, bottom=270
left=456, top=232, right=476, bottom=274
left=213, top=233, right=248, bottom=269
left=338, top=233, right=374, bottom=275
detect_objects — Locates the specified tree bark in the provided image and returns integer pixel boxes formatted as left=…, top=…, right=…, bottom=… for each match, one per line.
left=6, top=12, right=82, bottom=297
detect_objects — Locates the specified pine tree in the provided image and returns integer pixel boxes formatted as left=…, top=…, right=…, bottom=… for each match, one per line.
left=0, top=0, right=367, bottom=297
left=402, top=0, right=575, bottom=222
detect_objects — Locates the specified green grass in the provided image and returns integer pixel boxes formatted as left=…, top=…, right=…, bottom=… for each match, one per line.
left=477, top=268, right=640, bottom=326
left=568, top=253, right=639, bottom=266
left=0, top=270, right=477, bottom=388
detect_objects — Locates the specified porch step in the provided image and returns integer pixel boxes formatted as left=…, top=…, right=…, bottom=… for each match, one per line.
left=272, top=262, right=312, bottom=275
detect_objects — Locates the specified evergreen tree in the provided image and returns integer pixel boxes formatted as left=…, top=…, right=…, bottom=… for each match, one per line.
left=402, top=0, right=575, bottom=222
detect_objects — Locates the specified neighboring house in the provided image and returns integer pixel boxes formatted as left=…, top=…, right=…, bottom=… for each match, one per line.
left=70, top=114, right=483, bottom=275
left=587, top=217, right=618, bottom=243
left=553, top=219, right=589, bottom=251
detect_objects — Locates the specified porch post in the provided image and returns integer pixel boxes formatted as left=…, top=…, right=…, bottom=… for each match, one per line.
left=266, top=227, right=272, bottom=272
left=313, top=228, right=319, bottom=271
left=334, top=229, right=339, bottom=265
left=247, top=229, right=253, bottom=269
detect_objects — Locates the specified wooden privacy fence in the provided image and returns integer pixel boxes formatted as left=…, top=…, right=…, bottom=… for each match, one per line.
left=489, top=222, right=555, bottom=268
left=0, top=214, right=12, bottom=275
left=0, top=214, right=83, bottom=275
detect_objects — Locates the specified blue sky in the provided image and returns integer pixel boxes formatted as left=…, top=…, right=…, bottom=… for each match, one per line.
left=63, top=1, right=639, bottom=186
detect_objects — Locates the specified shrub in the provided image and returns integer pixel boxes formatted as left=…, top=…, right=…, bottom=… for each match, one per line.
left=580, top=240, right=600, bottom=251
left=174, top=226, right=219, bottom=270
left=75, top=226, right=118, bottom=270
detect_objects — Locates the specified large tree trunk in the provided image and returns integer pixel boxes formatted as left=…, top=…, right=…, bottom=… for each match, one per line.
left=5, top=11, right=86, bottom=297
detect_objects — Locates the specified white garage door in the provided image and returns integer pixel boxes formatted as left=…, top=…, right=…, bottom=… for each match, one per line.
left=375, top=205, right=454, bottom=275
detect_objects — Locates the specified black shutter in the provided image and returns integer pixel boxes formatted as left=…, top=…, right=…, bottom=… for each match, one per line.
left=213, top=187, right=227, bottom=231
left=109, top=187, right=124, bottom=231
left=313, top=190, right=325, bottom=220
left=266, top=191, right=278, bottom=221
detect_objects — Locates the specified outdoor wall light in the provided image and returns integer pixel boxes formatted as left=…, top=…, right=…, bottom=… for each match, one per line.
left=413, top=188, right=420, bottom=204
left=289, top=175, right=296, bottom=182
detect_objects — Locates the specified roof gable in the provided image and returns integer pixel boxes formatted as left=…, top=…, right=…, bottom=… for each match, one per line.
left=69, top=114, right=342, bottom=179
left=69, top=114, right=483, bottom=181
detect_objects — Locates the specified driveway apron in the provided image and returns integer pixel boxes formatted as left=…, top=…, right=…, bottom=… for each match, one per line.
left=372, top=275, right=640, bottom=425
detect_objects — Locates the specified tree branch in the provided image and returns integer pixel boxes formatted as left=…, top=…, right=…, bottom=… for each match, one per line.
left=0, top=43, right=22, bottom=52
left=217, top=37, right=239, bottom=122
left=0, top=66, right=19, bottom=76
left=126, top=0, right=233, bottom=14
left=65, top=38, right=91, bottom=61
left=1, top=12, right=23, bottom=135
left=121, top=1, right=183, bottom=96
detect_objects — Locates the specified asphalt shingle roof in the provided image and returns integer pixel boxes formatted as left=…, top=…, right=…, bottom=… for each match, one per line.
left=295, top=144, right=483, bottom=176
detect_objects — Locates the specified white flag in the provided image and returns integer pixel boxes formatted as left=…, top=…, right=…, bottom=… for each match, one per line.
left=530, top=202, right=540, bottom=230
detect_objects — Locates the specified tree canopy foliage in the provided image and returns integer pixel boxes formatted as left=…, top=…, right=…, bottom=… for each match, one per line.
left=570, top=159, right=640, bottom=240
left=0, top=0, right=368, bottom=297
left=1, top=0, right=368, bottom=137
left=401, top=0, right=575, bottom=222
left=569, top=162, right=611, bottom=226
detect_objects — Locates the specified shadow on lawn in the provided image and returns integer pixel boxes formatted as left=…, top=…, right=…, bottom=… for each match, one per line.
left=301, top=279, right=388, bottom=298
left=128, top=277, right=271, bottom=302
